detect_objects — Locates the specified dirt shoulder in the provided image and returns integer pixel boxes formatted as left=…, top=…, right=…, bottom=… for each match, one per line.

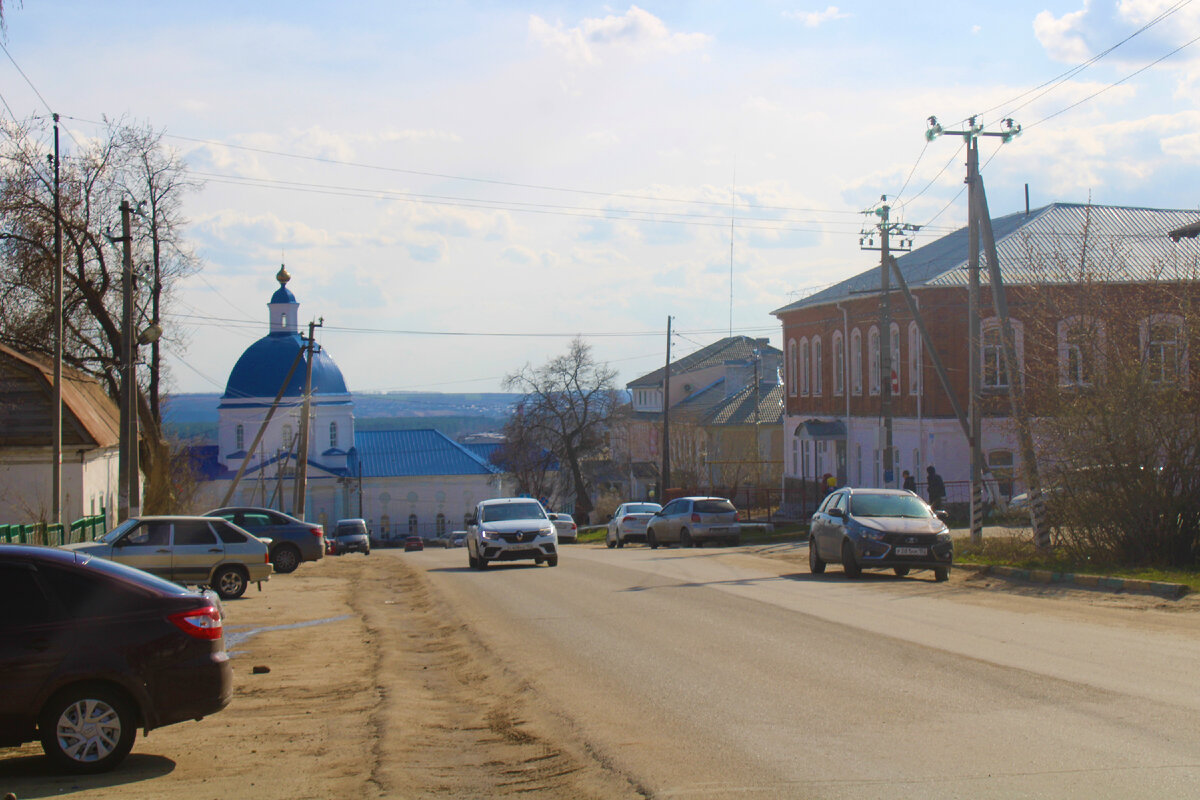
left=0, top=551, right=641, bottom=800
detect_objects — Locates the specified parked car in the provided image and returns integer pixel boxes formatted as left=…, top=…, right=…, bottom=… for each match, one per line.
left=606, top=502, right=662, bottom=548
left=331, top=518, right=370, bottom=555
left=547, top=512, right=578, bottom=542
left=445, top=532, right=467, bottom=548
left=61, top=516, right=272, bottom=600
left=808, top=487, right=953, bottom=581
left=203, top=506, right=324, bottom=574
left=645, top=497, right=740, bottom=548
left=404, top=535, right=424, bottom=552
left=466, top=497, right=557, bottom=569
left=0, top=544, right=232, bottom=773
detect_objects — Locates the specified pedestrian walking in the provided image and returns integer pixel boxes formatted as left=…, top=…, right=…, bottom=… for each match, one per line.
left=926, top=465, right=946, bottom=508
left=902, top=470, right=917, bottom=494
left=821, top=473, right=834, bottom=498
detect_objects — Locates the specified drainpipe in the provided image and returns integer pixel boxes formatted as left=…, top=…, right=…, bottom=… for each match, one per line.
left=836, top=302, right=851, bottom=484
left=914, top=296, right=924, bottom=474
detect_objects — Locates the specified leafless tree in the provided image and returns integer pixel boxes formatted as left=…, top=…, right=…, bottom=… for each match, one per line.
left=503, top=338, right=619, bottom=520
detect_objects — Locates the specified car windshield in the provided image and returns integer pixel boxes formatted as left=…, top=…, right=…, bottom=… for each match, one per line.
left=99, top=518, right=139, bottom=544
left=625, top=504, right=661, bottom=514
left=481, top=502, right=546, bottom=522
left=850, top=493, right=933, bottom=519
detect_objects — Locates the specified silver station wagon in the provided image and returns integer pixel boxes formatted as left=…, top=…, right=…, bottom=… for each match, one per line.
left=645, top=496, right=741, bottom=548
left=62, top=515, right=272, bottom=599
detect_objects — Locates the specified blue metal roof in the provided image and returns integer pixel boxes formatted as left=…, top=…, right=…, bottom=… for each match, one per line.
left=354, top=429, right=500, bottom=478
left=271, top=285, right=297, bottom=304
left=221, top=333, right=349, bottom=401
left=463, top=441, right=502, bottom=466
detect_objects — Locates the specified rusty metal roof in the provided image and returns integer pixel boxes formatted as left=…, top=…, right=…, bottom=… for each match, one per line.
left=773, top=203, right=1200, bottom=315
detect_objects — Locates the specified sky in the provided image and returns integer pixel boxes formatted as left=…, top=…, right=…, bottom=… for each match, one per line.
left=2, top=1, right=1199, bottom=397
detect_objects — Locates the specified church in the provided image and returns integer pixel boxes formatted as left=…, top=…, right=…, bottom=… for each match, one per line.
left=191, top=267, right=506, bottom=539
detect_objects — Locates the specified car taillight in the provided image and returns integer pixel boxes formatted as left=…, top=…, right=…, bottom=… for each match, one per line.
left=622, top=516, right=634, bottom=523
left=691, top=513, right=701, bottom=523
left=265, top=552, right=271, bottom=563
left=169, top=606, right=223, bottom=640
left=569, top=522, right=577, bottom=531
left=310, top=526, right=323, bottom=537
left=733, top=511, right=740, bottom=521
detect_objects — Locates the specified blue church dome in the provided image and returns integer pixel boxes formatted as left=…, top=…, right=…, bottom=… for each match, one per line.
left=222, top=333, right=348, bottom=400
left=220, top=266, right=349, bottom=402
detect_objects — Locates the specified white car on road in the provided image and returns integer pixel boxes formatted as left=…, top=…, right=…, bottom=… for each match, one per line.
left=467, top=498, right=558, bottom=569
left=605, top=502, right=662, bottom=548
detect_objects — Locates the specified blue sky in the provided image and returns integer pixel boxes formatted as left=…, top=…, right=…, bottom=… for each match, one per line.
left=3, top=2, right=1198, bottom=395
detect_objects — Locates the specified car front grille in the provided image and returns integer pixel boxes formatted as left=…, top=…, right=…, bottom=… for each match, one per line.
left=498, top=531, right=542, bottom=543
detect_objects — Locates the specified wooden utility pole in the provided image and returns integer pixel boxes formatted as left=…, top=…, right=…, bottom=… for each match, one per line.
left=660, top=316, right=673, bottom=497
left=51, top=114, right=62, bottom=525
left=292, top=318, right=322, bottom=519
left=115, top=200, right=136, bottom=521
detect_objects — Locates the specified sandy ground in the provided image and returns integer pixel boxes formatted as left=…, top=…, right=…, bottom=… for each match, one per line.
left=0, top=551, right=641, bottom=800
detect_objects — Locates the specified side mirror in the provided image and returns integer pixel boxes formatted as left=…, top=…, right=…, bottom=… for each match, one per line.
left=935, top=509, right=949, bottom=520
left=467, top=516, right=477, bottom=527
left=828, top=507, right=845, bottom=519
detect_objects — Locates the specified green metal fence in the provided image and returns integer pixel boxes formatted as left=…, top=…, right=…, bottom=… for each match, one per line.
left=0, top=511, right=107, bottom=546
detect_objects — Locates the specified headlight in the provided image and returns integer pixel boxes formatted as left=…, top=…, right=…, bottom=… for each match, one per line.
left=935, top=530, right=952, bottom=543
left=480, top=529, right=498, bottom=540
left=858, top=525, right=886, bottom=541
left=541, top=527, right=556, bottom=538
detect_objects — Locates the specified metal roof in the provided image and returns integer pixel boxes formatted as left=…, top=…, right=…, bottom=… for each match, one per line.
left=354, top=429, right=499, bottom=478
left=704, top=382, right=784, bottom=426
left=773, top=203, right=1200, bottom=315
left=628, top=336, right=781, bottom=387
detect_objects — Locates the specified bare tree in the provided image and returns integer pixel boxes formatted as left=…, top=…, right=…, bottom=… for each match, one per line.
left=503, top=338, right=619, bottom=520
left=0, top=115, right=201, bottom=513
left=491, top=404, right=559, bottom=502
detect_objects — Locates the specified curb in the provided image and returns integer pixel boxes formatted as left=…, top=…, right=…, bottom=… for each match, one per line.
left=957, top=563, right=1189, bottom=599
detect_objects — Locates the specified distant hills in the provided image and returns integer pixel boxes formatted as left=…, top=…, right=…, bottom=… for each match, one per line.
left=163, top=392, right=521, bottom=443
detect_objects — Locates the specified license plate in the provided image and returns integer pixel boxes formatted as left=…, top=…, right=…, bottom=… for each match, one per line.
left=895, top=546, right=928, bottom=556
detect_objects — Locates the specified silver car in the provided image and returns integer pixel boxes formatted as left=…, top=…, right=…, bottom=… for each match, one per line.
left=645, top=497, right=741, bottom=549
left=332, top=518, right=371, bottom=555
left=61, top=515, right=272, bottom=599
left=605, top=502, right=662, bottom=548
left=547, top=512, right=577, bottom=542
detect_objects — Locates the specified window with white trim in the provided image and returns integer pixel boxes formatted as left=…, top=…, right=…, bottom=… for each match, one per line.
left=787, top=339, right=797, bottom=396
left=907, top=322, right=922, bottom=395
left=235, top=424, right=245, bottom=451
left=850, top=329, right=863, bottom=396
left=329, top=421, right=338, bottom=449
left=1058, top=316, right=1102, bottom=387
left=981, top=317, right=1024, bottom=390
left=832, top=330, right=844, bottom=396
left=868, top=326, right=880, bottom=396
left=1141, top=314, right=1187, bottom=387
left=812, top=336, right=823, bottom=396
left=799, top=338, right=810, bottom=396
left=889, top=322, right=900, bottom=396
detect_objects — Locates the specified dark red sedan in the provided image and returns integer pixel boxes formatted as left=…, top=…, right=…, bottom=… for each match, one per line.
left=404, top=536, right=424, bottom=551
left=0, top=545, right=232, bottom=772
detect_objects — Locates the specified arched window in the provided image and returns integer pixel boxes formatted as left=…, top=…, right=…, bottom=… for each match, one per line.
left=1140, top=314, right=1186, bottom=386
left=907, top=322, right=922, bottom=395
left=380, top=514, right=391, bottom=536
left=436, top=513, right=446, bottom=535
left=832, top=330, right=844, bottom=396
left=868, top=327, right=881, bottom=396
left=329, top=421, right=338, bottom=449
left=235, top=424, right=245, bottom=451
left=799, top=338, right=810, bottom=395
left=889, top=323, right=900, bottom=396
left=811, top=336, right=823, bottom=396
left=787, top=339, right=797, bottom=396
left=408, top=514, right=419, bottom=534
left=281, top=423, right=294, bottom=449
left=850, top=329, right=863, bottom=396
left=981, top=318, right=1024, bottom=390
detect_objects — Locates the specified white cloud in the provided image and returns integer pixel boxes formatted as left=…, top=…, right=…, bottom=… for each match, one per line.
left=529, top=6, right=710, bottom=65
left=1033, top=5, right=1093, bottom=62
left=783, top=6, right=849, bottom=28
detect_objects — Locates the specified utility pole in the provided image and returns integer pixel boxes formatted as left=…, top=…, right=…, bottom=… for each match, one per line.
left=115, top=200, right=136, bottom=520
left=660, top=316, right=673, bottom=498
left=860, top=198, right=918, bottom=488
left=925, top=115, right=1043, bottom=545
left=292, top=318, right=323, bottom=519
left=50, top=114, right=63, bottom=525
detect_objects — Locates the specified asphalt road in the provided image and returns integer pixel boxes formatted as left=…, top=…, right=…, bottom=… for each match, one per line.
left=415, top=541, right=1200, bottom=799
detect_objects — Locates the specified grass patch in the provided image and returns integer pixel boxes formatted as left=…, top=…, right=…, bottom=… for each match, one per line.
left=577, top=526, right=607, bottom=544
left=954, top=534, right=1200, bottom=592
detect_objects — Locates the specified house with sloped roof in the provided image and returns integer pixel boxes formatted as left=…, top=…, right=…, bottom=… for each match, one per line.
left=614, top=335, right=782, bottom=499
left=0, top=343, right=120, bottom=526
left=771, top=202, right=1200, bottom=515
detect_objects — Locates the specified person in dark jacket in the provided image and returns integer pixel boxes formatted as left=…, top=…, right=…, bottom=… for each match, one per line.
left=926, top=465, right=946, bottom=508
left=902, top=470, right=917, bottom=494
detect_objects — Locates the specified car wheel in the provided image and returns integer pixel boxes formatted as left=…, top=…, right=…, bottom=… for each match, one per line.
left=606, top=535, right=616, bottom=549
left=271, top=545, right=301, bottom=574
left=647, top=529, right=659, bottom=549
left=478, top=557, right=489, bottom=570
left=616, top=537, right=624, bottom=549
left=933, top=566, right=950, bottom=582
left=468, top=552, right=479, bottom=569
left=808, top=537, right=826, bottom=574
left=39, top=685, right=137, bottom=773
left=546, top=556, right=558, bottom=567
left=841, top=541, right=862, bottom=579
left=893, top=567, right=910, bottom=577
left=213, top=566, right=248, bottom=599
left=680, top=528, right=693, bottom=548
